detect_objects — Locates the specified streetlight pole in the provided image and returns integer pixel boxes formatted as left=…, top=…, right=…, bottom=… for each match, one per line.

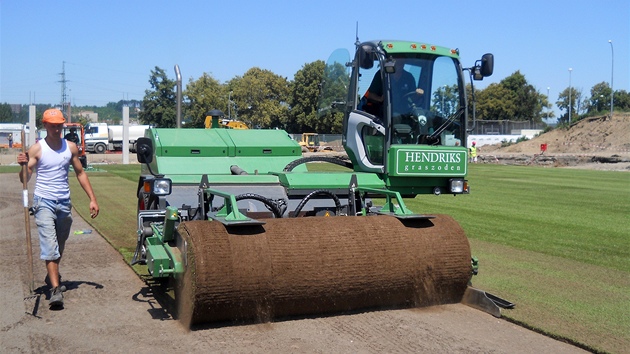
left=567, top=68, right=573, bottom=125
left=230, top=92, right=233, bottom=120
left=608, top=40, right=614, bottom=118
left=547, top=87, right=550, bottom=120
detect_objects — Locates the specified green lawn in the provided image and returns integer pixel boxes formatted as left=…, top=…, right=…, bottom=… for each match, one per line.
left=2, top=162, right=628, bottom=353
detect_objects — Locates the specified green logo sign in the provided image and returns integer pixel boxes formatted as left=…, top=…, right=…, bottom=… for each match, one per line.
left=393, top=148, right=467, bottom=176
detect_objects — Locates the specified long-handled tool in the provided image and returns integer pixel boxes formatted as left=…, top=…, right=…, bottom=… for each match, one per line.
left=21, top=130, right=37, bottom=304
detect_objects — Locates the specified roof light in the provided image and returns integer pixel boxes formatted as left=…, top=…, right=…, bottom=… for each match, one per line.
left=410, top=43, right=417, bottom=50
left=431, top=46, right=437, bottom=51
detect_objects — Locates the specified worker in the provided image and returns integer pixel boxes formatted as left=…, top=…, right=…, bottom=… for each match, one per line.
left=64, top=127, right=80, bottom=144
left=17, top=108, right=99, bottom=308
left=361, top=58, right=424, bottom=118
left=8, top=133, right=13, bottom=148
left=469, top=141, right=478, bottom=163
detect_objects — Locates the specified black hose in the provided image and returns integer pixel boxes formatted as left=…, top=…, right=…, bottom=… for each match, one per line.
left=292, top=190, right=342, bottom=217
left=214, top=193, right=286, bottom=218
left=283, top=156, right=353, bottom=172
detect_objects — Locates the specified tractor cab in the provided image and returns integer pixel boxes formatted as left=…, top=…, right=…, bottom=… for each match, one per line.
left=320, top=40, right=493, bottom=196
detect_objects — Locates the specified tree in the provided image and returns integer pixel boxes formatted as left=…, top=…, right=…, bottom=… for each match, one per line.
left=540, top=92, right=555, bottom=121
left=556, top=87, right=583, bottom=124
left=614, top=90, right=630, bottom=111
left=475, top=83, right=517, bottom=120
left=287, top=61, right=325, bottom=133
left=499, top=71, right=542, bottom=122
left=587, top=82, right=612, bottom=113
left=229, top=68, right=289, bottom=129
left=431, top=84, right=459, bottom=117
left=0, top=103, right=13, bottom=123
left=184, top=73, right=226, bottom=128
left=139, top=67, right=177, bottom=127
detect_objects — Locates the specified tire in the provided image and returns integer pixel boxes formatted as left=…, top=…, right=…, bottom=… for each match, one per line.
left=94, top=143, right=106, bottom=154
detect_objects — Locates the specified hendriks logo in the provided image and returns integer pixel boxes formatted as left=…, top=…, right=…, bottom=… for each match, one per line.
left=400, top=150, right=464, bottom=173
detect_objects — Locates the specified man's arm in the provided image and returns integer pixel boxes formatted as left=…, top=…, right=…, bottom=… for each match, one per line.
left=69, top=143, right=100, bottom=219
left=17, top=143, right=41, bottom=183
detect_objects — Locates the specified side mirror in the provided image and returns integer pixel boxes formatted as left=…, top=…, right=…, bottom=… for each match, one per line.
left=136, top=137, right=153, bottom=164
left=480, top=53, right=494, bottom=77
left=472, top=53, right=494, bottom=81
left=358, top=45, right=374, bottom=69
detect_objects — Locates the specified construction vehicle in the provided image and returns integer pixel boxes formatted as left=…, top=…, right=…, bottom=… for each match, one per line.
left=204, top=110, right=249, bottom=129
left=131, top=40, right=508, bottom=327
left=298, top=133, right=334, bottom=152
left=298, top=132, right=320, bottom=152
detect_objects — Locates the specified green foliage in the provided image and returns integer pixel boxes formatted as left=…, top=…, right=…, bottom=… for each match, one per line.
left=476, top=83, right=517, bottom=120
left=587, top=81, right=612, bottom=113
left=139, top=66, right=177, bottom=127
left=288, top=60, right=325, bottom=133
left=0, top=103, right=13, bottom=122
left=184, top=73, right=226, bottom=128
left=430, top=84, right=458, bottom=117
left=556, top=86, right=581, bottom=124
left=229, top=67, right=289, bottom=129
left=500, top=135, right=530, bottom=147
left=501, top=71, right=542, bottom=122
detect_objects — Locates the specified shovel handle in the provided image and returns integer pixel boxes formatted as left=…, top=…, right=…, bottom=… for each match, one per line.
left=21, top=130, right=35, bottom=294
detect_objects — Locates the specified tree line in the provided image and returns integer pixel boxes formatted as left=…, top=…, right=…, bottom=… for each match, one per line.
left=2, top=64, right=628, bottom=131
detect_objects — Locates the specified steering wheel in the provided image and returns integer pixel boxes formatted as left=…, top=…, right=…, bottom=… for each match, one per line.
left=402, top=90, right=423, bottom=107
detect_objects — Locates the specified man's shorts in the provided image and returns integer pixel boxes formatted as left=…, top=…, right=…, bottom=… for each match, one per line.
left=33, top=196, right=73, bottom=261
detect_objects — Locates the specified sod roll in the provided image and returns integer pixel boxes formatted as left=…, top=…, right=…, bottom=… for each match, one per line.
left=175, top=215, right=471, bottom=326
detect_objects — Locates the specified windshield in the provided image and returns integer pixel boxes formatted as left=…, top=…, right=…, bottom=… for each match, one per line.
left=358, top=53, right=463, bottom=147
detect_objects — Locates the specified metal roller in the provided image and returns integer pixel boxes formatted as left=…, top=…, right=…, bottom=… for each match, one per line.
left=175, top=215, right=471, bottom=326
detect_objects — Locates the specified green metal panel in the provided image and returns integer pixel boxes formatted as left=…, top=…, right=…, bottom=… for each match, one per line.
left=380, top=40, right=460, bottom=59
left=143, top=128, right=306, bottom=181
left=274, top=171, right=385, bottom=191
left=151, top=128, right=301, bottom=158
left=146, top=237, right=171, bottom=278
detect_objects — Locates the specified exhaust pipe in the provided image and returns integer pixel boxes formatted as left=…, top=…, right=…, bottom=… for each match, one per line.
left=174, top=64, right=182, bottom=128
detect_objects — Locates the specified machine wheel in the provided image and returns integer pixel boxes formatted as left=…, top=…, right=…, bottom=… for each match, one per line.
left=94, top=143, right=107, bottom=154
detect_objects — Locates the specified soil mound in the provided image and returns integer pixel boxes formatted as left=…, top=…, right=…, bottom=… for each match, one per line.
left=483, top=113, right=630, bottom=155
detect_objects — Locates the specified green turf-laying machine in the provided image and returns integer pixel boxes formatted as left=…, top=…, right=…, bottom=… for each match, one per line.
left=131, top=40, right=511, bottom=327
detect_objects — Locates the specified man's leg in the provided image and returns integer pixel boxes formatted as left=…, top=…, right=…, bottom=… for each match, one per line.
left=46, top=259, right=61, bottom=287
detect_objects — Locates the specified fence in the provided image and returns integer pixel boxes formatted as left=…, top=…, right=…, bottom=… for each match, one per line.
left=469, top=120, right=546, bottom=135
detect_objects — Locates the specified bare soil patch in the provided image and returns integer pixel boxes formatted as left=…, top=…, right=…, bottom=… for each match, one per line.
left=479, top=113, right=630, bottom=171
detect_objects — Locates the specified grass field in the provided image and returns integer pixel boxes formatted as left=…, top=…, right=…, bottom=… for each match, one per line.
left=2, top=163, right=628, bottom=353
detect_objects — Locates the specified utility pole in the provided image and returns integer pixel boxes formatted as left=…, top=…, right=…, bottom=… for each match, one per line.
left=58, top=61, right=70, bottom=120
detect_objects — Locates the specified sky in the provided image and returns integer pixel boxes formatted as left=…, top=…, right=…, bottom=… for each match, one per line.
left=1, top=0, right=628, bottom=119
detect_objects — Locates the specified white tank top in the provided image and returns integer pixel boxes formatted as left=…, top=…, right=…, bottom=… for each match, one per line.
left=34, top=138, right=72, bottom=200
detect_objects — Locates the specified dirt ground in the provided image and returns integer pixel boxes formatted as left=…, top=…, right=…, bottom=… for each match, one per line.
left=0, top=178, right=589, bottom=353
left=479, top=113, right=630, bottom=171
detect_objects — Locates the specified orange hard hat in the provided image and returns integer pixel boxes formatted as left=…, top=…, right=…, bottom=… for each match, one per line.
left=43, top=108, right=65, bottom=124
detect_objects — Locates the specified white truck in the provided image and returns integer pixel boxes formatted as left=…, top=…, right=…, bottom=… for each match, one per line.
left=85, top=123, right=151, bottom=153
